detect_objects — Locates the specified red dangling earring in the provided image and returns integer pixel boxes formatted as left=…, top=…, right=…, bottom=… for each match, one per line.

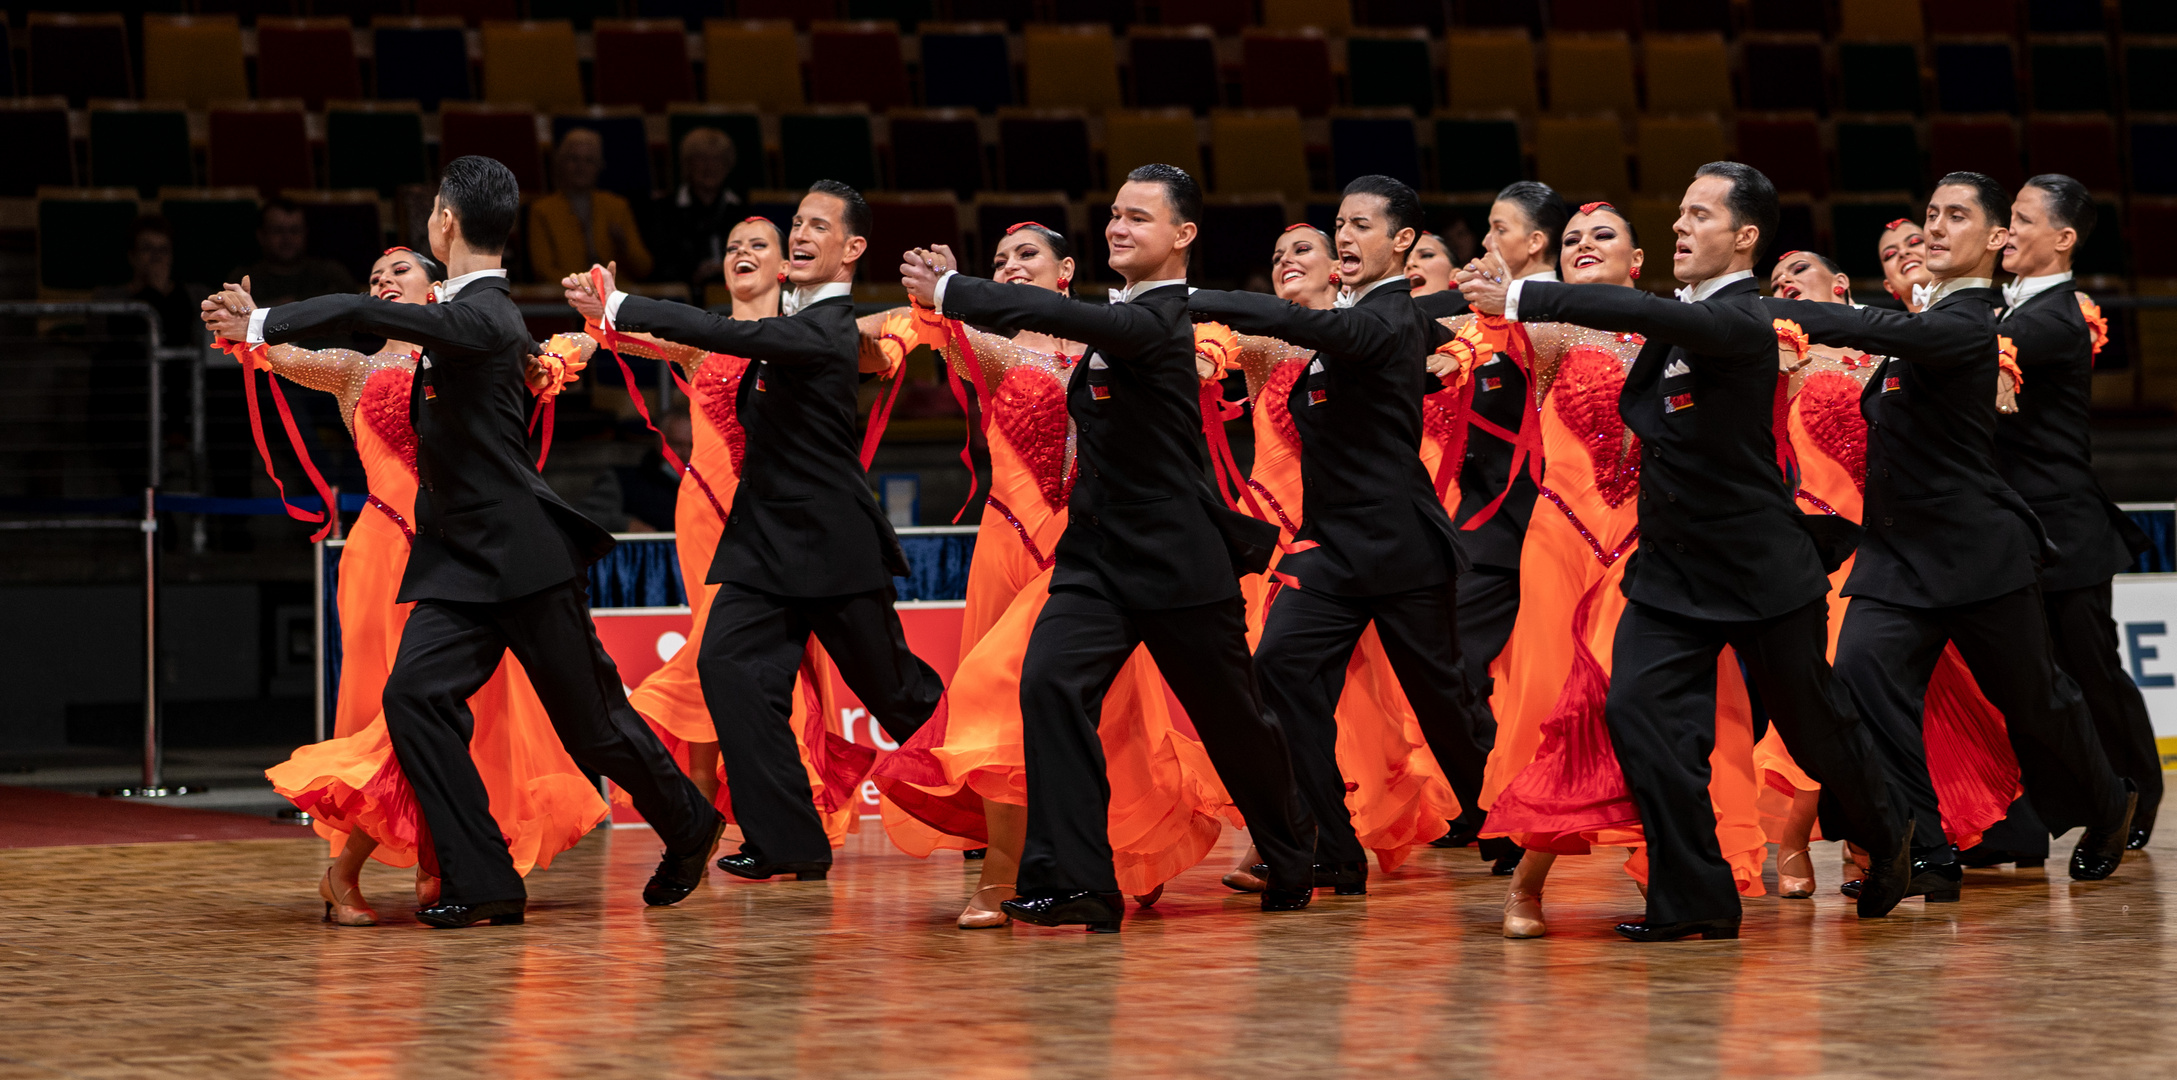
left=1056, top=277, right=1070, bottom=292
left=777, top=270, right=788, bottom=283
left=1327, top=271, right=1341, bottom=286
left=1834, top=284, right=1848, bottom=297
left=1629, top=266, right=1640, bottom=279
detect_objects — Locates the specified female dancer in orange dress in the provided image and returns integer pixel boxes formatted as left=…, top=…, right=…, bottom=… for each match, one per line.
left=1452, top=204, right=1768, bottom=938
left=1213, top=223, right=1462, bottom=891
left=260, top=248, right=610, bottom=925
left=871, top=224, right=1229, bottom=928
left=599, top=218, right=858, bottom=849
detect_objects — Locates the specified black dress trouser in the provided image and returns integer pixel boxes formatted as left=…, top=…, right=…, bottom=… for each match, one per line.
left=2048, top=579, right=2164, bottom=836
left=382, top=578, right=720, bottom=905
left=1255, top=583, right=1494, bottom=863
left=1606, top=598, right=1903, bottom=926
left=1835, top=582, right=2126, bottom=860
left=1017, top=586, right=1317, bottom=896
left=1454, top=566, right=1521, bottom=706
left=698, top=581, right=945, bottom=864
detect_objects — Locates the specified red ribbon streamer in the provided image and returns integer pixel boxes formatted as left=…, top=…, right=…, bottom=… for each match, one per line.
left=1459, top=325, right=1545, bottom=533
left=223, top=339, right=338, bottom=542
left=589, top=272, right=730, bottom=523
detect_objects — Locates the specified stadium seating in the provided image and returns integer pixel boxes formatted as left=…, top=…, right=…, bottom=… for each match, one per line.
left=1742, top=39, right=1827, bottom=112
left=1838, top=43, right=1923, bottom=113
left=779, top=109, right=878, bottom=191
left=998, top=110, right=1095, bottom=196
left=1736, top=114, right=1828, bottom=196
left=286, top=190, right=386, bottom=283
left=865, top=194, right=964, bottom=279
left=1546, top=34, right=1635, bottom=114
left=1104, top=110, right=1206, bottom=189
left=1636, top=116, right=1728, bottom=197
left=1434, top=115, right=1524, bottom=194
left=889, top=109, right=987, bottom=197
left=1208, top=109, right=1311, bottom=201
left=1929, top=117, right=2022, bottom=188
left=1330, top=111, right=1423, bottom=191
left=26, top=14, right=133, bottom=106
left=1643, top=35, right=1734, bottom=114
left=592, top=19, right=697, bottom=113
left=37, top=188, right=142, bottom=293
left=208, top=102, right=315, bottom=194
left=918, top=24, right=1013, bottom=113
left=810, top=21, right=911, bottom=112
left=1934, top=43, right=2019, bottom=114
left=0, top=100, right=77, bottom=197
left=665, top=106, right=767, bottom=196
left=552, top=110, right=653, bottom=199
left=481, top=20, right=585, bottom=112
left=1834, top=119, right=1922, bottom=193
left=1445, top=31, right=1538, bottom=113
left=142, top=16, right=247, bottom=110
left=705, top=20, right=804, bottom=112
left=326, top=103, right=430, bottom=196
left=1023, top=25, right=1122, bottom=112
left=372, top=18, right=473, bottom=110
left=440, top=103, right=547, bottom=190
left=256, top=19, right=365, bottom=110
left=2026, top=115, right=2121, bottom=193
left=1241, top=30, right=1336, bottom=116
left=1128, top=27, right=1222, bottom=113
left=89, top=104, right=194, bottom=197
left=159, top=188, right=263, bottom=289
left=1346, top=29, right=1437, bottom=116
left=1533, top=115, right=1628, bottom=200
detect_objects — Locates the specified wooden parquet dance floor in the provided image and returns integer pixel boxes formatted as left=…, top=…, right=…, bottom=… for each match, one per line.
left=6, top=822, right=2177, bottom=1080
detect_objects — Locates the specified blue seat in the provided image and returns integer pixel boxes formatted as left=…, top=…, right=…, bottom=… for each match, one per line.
left=373, top=20, right=472, bottom=110
left=1934, top=43, right=2018, bottom=114
left=921, top=27, right=1013, bottom=113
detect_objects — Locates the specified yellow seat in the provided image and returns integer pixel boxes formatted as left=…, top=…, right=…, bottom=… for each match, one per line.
left=1024, top=25, right=1122, bottom=112
left=1104, top=109, right=1204, bottom=189
left=1547, top=34, right=1635, bottom=114
left=1636, top=115, right=1728, bottom=196
left=705, top=20, right=804, bottom=112
left=1535, top=115, right=1628, bottom=201
left=1208, top=108, right=1310, bottom=202
left=142, top=15, right=246, bottom=108
left=1840, top=0, right=1925, bottom=41
left=1261, top=0, right=1352, bottom=33
left=1643, top=34, right=1735, bottom=114
left=481, top=20, right=584, bottom=112
left=1446, top=31, right=1538, bottom=113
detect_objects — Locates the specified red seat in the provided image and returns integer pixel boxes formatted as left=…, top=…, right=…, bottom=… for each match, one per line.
left=256, top=19, right=363, bottom=111
left=412, top=0, right=519, bottom=25
left=209, top=104, right=313, bottom=194
left=1925, top=0, right=2018, bottom=36
left=441, top=104, right=546, bottom=191
left=2026, top=115, right=2120, bottom=192
left=810, top=21, right=910, bottom=112
left=592, top=19, right=695, bottom=112
left=26, top=13, right=133, bottom=107
left=867, top=195, right=964, bottom=279
left=1735, top=115, right=1828, bottom=196
left=1930, top=117, right=2021, bottom=188
left=1241, top=30, right=1335, bottom=116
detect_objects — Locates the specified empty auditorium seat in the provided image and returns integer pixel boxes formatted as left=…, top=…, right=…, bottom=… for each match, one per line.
left=706, top=20, right=804, bottom=112
left=1840, top=0, right=1925, bottom=40
left=731, top=0, right=839, bottom=29
left=1925, top=0, right=2018, bottom=35
left=2026, top=115, right=2120, bottom=192
left=920, top=24, right=1014, bottom=113
left=1735, top=114, right=1828, bottom=196
left=1935, top=42, right=2018, bottom=113
left=1547, top=34, right=1636, bottom=114
left=1437, top=116, right=1524, bottom=194
left=2131, top=121, right=2177, bottom=196
left=666, top=106, right=768, bottom=196
left=1198, top=195, right=1292, bottom=284
left=1024, top=25, right=1122, bottom=112
left=1445, top=32, right=1538, bottom=113
left=159, top=188, right=263, bottom=290
left=2126, top=43, right=2177, bottom=111
left=1746, top=0, right=1825, bottom=33
left=440, top=104, right=547, bottom=190
left=634, top=0, right=729, bottom=30
left=888, top=109, right=986, bottom=197
left=90, top=105, right=194, bottom=197
left=1742, top=39, right=1827, bottom=112
left=1104, top=109, right=1205, bottom=189
left=1930, top=116, right=2021, bottom=187
left=1160, top=0, right=1254, bottom=35
left=2030, top=0, right=2104, bottom=32
left=256, top=19, right=364, bottom=110
left=1636, top=116, right=1728, bottom=197
left=38, top=189, right=142, bottom=293
left=1549, top=0, right=1639, bottom=32
left=1242, top=30, right=1336, bottom=116
left=2125, top=2, right=2177, bottom=34
left=373, top=18, right=473, bottom=110
left=0, top=100, right=76, bottom=197
left=1652, top=0, right=1730, bottom=33
left=482, top=20, right=585, bottom=112
left=26, top=14, right=133, bottom=107
left=327, top=103, right=430, bottom=196
left=286, top=190, right=386, bottom=284
left=1330, top=111, right=1421, bottom=190
left=780, top=109, right=878, bottom=191
left=142, top=15, right=247, bottom=109
left=999, top=110, right=1095, bottom=196
left=1832, top=198, right=1921, bottom=276
left=592, top=19, right=696, bottom=113
left=1838, top=43, right=1924, bottom=113
left=1128, top=27, right=1221, bottom=114
left=526, top=0, right=624, bottom=31
left=1209, top=109, right=1311, bottom=201
left=415, top=0, right=521, bottom=24
left=1643, top=35, right=1734, bottom=114
left=0, top=21, right=12, bottom=96
left=1621, top=198, right=1678, bottom=269
left=867, top=194, right=963, bottom=275
left=552, top=111, right=653, bottom=199
left=1347, top=30, right=1436, bottom=117
left=209, top=103, right=314, bottom=194
left=1834, top=119, right=1922, bottom=193
left=811, top=21, right=910, bottom=112
left=1262, top=0, right=1352, bottom=32
left=1357, top=0, right=1446, bottom=32
left=1534, top=115, right=1627, bottom=200
left=2030, top=41, right=2111, bottom=113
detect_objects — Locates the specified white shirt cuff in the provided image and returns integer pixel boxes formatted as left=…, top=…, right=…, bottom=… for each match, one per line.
left=602, top=290, right=630, bottom=328
left=246, top=306, right=271, bottom=345
left=1503, top=279, right=1527, bottom=323
left=932, top=270, right=959, bottom=313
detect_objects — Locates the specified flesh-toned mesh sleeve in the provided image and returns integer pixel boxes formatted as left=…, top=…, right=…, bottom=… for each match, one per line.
left=587, top=326, right=711, bottom=370
left=908, top=305, right=1017, bottom=392
left=1234, top=334, right=1311, bottom=398
left=264, top=344, right=374, bottom=430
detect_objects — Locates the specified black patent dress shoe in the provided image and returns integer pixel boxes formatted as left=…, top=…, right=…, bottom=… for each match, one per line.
left=1261, top=887, right=1313, bottom=912
left=1434, top=810, right=1486, bottom=849
left=1957, top=844, right=2048, bottom=869
left=1842, top=855, right=1961, bottom=904
left=716, top=850, right=830, bottom=881
left=1001, top=891, right=1123, bottom=932
left=1613, top=916, right=1739, bottom=942
left=963, top=848, right=989, bottom=860
left=2070, top=780, right=2139, bottom=881
left=2127, top=827, right=2151, bottom=852
left=1313, top=860, right=1368, bottom=895
left=644, top=821, right=726, bottom=906
left=416, top=897, right=526, bottom=928
left=1853, top=822, right=1916, bottom=918
left=1489, top=845, right=1525, bottom=876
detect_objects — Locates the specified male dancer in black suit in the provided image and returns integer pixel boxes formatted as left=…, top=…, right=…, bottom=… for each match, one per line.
left=1773, top=172, right=2137, bottom=892
left=1183, top=175, right=1495, bottom=894
left=567, top=180, right=945, bottom=882
left=204, top=156, right=722, bottom=927
left=901, top=164, right=1316, bottom=930
left=1461, top=162, right=1914, bottom=940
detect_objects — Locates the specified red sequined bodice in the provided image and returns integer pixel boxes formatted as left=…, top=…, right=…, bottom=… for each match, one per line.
left=694, top=355, right=751, bottom=470
left=358, top=366, right=417, bottom=475
left=1797, top=371, right=1868, bottom=493
left=990, top=364, right=1074, bottom=510
left=1262, top=358, right=1305, bottom=452
left=1552, top=345, right=1641, bottom=508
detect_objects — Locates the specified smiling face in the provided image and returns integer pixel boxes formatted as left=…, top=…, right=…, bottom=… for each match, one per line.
left=1769, top=252, right=1850, bottom=304
left=1921, top=183, right=2007, bottom=279
left=992, top=229, right=1074, bottom=294
left=1877, top=222, right=1930, bottom=305
left=1670, top=174, right=1755, bottom=284
left=368, top=250, right=436, bottom=305
left=1484, top=199, right=1548, bottom=278
left=722, top=219, right=784, bottom=305
left=1269, top=226, right=1336, bottom=307
left=2003, top=185, right=2076, bottom=279
left=1559, top=210, right=1642, bottom=287
left=786, top=192, right=866, bottom=286
left=1404, top=234, right=1452, bottom=294
left=1105, top=180, right=1194, bottom=281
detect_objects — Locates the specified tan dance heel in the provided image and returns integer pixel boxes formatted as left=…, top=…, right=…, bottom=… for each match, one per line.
left=959, top=884, right=1016, bottom=929
left=1778, top=847, right=1815, bottom=899
left=1221, top=845, right=1268, bottom=893
left=1503, top=888, right=1545, bottom=939
left=320, top=867, right=379, bottom=927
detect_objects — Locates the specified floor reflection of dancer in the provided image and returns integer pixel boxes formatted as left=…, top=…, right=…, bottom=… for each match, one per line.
left=873, top=222, right=1231, bottom=929
left=257, top=247, right=608, bottom=925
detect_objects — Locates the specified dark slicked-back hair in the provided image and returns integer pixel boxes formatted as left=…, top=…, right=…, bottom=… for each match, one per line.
left=805, top=179, right=872, bottom=238
left=1494, top=181, right=1570, bottom=266
left=2024, top=173, right=2097, bottom=245
left=437, top=155, right=519, bottom=254
left=1125, top=163, right=1202, bottom=225
left=1341, top=174, right=1422, bottom=257
left=1934, top=171, right=2011, bottom=228
left=1693, top=161, right=1780, bottom=259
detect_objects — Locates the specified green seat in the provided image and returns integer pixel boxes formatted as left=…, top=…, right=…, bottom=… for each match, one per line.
left=326, top=108, right=428, bottom=196
left=779, top=112, right=877, bottom=193
left=39, top=194, right=141, bottom=291
left=1435, top=117, right=1523, bottom=194
left=160, top=195, right=262, bottom=290
left=90, top=108, right=194, bottom=197
left=1348, top=36, right=1436, bottom=117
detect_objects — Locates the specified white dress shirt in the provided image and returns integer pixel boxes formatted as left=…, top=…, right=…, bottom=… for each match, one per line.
left=2002, top=270, right=2074, bottom=312
left=1911, top=276, right=1995, bottom=312
left=1493, top=266, right=1560, bottom=322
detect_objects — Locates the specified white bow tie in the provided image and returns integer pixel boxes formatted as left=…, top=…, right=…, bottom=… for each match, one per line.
left=1107, top=288, right=1128, bottom=305
left=783, top=288, right=807, bottom=316
left=1911, top=282, right=1938, bottom=310
left=1674, top=285, right=1695, bottom=303
left=2001, top=280, right=2025, bottom=308
left=1333, top=288, right=1357, bottom=310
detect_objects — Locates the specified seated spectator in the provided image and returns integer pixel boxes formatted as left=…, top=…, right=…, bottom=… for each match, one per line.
left=95, top=215, right=203, bottom=348
left=530, top=128, right=653, bottom=285
left=645, top=127, right=744, bottom=296
left=229, top=199, right=356, bottom=305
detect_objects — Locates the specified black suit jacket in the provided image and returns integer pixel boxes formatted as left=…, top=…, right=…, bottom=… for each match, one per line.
left=1187, top=280, right=1466, bottom=595
left=1777, top=286, right=2045, bottom=608
left=262, top=276, right=613, bottom=604
left=613, top=293, right=908, bottom=597
left=1413, top=289, right=1470, bottom=320
left=1517, top=278, right=1832, bottom=621
left=942, top=276, right=1275, bottom=610
left=1997, top=284, right=2135, bottom=591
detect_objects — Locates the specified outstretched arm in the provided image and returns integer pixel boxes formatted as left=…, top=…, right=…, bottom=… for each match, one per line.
left=254, top=292, right=506, bottom=357
left=1770, top=297, right=1986, bottom=369
left=1186, top=289, right=1396, bottom=360
left=936, top=275, right=1171, bottom=360
left=1514, top=281, right=1748, bottom=357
